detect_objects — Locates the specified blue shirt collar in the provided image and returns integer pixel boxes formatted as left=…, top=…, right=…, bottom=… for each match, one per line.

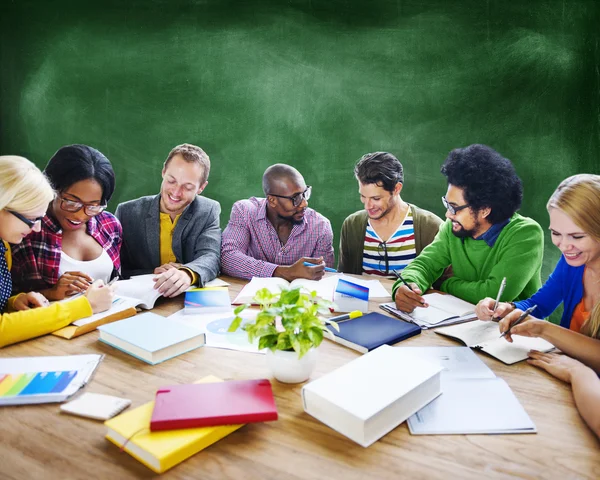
left=475, top=218, right=510, bottom=247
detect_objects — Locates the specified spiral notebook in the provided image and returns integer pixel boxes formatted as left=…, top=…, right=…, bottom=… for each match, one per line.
left=60, top=392, right=131, bottom=421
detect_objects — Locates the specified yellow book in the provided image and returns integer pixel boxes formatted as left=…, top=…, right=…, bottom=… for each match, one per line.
left=104, top=375, right=244, bottom=473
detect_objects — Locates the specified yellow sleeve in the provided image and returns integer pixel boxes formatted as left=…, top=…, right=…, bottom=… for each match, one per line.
left=0, top=296, right=93, bottom=348
left=179, top=267, right=199, bottom=286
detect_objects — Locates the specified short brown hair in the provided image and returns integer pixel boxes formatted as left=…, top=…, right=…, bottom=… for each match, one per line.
left=164, top=144, right=210, bottom=184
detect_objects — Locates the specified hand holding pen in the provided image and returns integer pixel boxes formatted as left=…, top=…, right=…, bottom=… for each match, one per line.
left=393, top=271, right=427, bottom=312
left=499, top=305, right=538, bottom=341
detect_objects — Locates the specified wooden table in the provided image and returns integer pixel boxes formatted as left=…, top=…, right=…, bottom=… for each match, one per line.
left=1, top=275, right=599, bottom=479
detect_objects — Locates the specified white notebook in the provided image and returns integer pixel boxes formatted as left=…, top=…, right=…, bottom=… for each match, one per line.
left=403, top=347, right=537, bottom=435
left=435, top=320, right=554, bottom=365
left=60, top=393, right=131, bottom=421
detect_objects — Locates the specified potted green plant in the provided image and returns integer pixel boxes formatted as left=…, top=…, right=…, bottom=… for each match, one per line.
left=228, top=286, right=339, bottom=383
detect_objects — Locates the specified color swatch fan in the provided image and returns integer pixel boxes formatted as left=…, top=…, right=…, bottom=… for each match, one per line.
left=0, top=354, right=103, bottom=405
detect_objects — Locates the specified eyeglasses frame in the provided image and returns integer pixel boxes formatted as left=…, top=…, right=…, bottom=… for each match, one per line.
left=59, top=195, right=107, bottom=217
left=8, top=210, right=44, bottom=228
left=268, top=185, right=312, bottom=207
left=441, top=196, right=470, bottom=216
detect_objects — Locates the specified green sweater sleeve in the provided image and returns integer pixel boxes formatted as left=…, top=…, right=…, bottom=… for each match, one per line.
left=392, top=221, right=452, bottom=298
left=440, top=219, right=544, bottom=304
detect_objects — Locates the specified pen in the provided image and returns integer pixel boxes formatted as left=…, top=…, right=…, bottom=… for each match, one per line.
left=500, top=305, right=537, bottom=338
left=492, top=277, right=507, bottom=315
left=328, top=311, right=363, bottom=323
left=393, top=271, right=425, bottom=305
left=303, top=262, right=337, bottom=273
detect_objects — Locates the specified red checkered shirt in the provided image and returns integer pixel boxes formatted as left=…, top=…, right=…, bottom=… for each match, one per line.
left=10, top=212, right=122, bottom=293
left=221, top=197, right=335, bottom=279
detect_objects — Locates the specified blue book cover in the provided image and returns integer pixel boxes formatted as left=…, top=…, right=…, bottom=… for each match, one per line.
left=327, top=312, right=421, bottom=353
left=184, top=287, right=231, bottom=312
left=98, top=313, right=204, bottom=354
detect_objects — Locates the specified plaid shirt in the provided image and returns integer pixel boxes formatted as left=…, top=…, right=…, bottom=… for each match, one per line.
left=10, top=212, right=122, bottom=293
left=221, top=197, right=335, bottom=279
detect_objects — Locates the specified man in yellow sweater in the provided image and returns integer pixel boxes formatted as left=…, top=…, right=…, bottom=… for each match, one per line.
left=115, top=144, right=221, bottom=298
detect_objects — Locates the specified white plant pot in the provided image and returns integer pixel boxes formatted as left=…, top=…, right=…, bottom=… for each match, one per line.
left=265, top=348, right=318, bottom=384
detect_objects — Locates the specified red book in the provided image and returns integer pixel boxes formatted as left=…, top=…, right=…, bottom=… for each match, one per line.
left=150, top=379, right=278, bottom=431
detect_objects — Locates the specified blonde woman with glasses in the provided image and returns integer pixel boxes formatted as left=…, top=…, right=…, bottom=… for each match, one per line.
left=476, top=174, right=600, bottom=438
left=0, top=155, right=113, bottom=348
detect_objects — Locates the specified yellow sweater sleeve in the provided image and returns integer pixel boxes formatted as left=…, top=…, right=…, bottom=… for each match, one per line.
left=0, top=296, right=93, bottom=348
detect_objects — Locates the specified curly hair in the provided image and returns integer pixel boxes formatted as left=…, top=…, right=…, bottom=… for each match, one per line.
left=354, top=152, right=403, bottom=193
left=441, top=144, right=522, bottom=224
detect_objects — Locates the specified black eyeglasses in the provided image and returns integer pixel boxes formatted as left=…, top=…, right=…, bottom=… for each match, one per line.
left=441, top=196, right=470, bottom=216
left=268, top=186, right=312, bottom=207
left=377, top=241, right=389, bottom=275
left=9, top=210, right=44, bottom=228
left=59, top=196, right=107, bottom=216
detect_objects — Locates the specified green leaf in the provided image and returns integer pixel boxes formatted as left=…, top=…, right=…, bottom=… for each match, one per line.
left=276, top=333, right=292, bottom=351
left=227, top=316, right=243, bottom=332
left=307, top=327, right=324, bottom=346
left=254, top=288, right=276, bottom=306
left=234, top=304, right=250, bottom=315
left=258, top=334, right=278, bottom=350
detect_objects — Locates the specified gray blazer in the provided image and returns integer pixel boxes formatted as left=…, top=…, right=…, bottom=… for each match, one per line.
left=115, top=194, right=221, bottom=285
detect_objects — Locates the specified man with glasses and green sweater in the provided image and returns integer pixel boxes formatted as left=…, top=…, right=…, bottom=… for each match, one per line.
left=221, top=164, right=334, bottom=281
left=393, top=144, right=544, bottom=312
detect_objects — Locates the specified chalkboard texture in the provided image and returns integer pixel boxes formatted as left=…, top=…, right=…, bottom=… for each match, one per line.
left=1, top=1, right=599, bottom=322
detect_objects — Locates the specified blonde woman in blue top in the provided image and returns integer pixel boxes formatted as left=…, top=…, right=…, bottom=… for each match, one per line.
left=476, top=174, right=600, bottom=438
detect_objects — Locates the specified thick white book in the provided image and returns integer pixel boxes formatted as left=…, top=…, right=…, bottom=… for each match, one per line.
left=403, top=346, right=537, bottom=435
left=435, top=320, right=554, bottom=365
left=301, top=345, right=442, bottom=447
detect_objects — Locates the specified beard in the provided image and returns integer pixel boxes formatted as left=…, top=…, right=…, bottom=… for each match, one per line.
left=278, top=210, right=305, bottom=225
left=451, top=219, right=481, bottom=239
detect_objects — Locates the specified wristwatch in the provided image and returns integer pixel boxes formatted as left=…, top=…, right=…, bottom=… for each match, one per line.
left=509, top=302, right=518, bottom=311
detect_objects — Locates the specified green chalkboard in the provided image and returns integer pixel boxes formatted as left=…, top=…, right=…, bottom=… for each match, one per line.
left=1, top=1, right=599, bottom=320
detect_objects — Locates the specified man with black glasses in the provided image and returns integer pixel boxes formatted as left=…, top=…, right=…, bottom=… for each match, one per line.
left=221, top=164, right=334, bottom=280
left=393, top=144, right=544, bottom=312
left=338, top=152, right=443, bottom=278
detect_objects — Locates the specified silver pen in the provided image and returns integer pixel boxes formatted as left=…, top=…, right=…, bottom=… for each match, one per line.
left=492, top=277, right=507, bottom=314
left=500, top=305, right=537, bottom=338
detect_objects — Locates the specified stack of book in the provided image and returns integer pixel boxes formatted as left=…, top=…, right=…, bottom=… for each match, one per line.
left=105, top=376, right=278, bottom=473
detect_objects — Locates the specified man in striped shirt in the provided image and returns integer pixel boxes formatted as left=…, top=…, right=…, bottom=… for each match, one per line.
left=221, top=164, right=335, bottom=281
left=338, top=152, right=443, bottom=279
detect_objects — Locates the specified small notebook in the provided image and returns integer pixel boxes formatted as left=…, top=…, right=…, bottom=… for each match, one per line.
left=326, top=312, right=421, bottom=353
left=150, top=379, right=278, bottom=431
left=60, top=392, right=131, bottom=420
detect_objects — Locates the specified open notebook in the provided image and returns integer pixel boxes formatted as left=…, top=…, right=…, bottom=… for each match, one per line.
left=435, top=320, right=555, bottom=365
left=233, top=275, right=390, bottom=304
left=381, top=293, right=477, bottom=329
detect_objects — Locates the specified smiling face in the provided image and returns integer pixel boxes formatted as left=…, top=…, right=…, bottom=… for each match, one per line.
left=48, top=178, right=104, bottom=232
left=160, top=154, right=207, bottom=217
left=443, top=184, right=491, bottom=238
left=549, top=207, right=600, bottom=268
left=0, top=205, right=47, bottom=244
left=359, top=182, right=401, bottom=220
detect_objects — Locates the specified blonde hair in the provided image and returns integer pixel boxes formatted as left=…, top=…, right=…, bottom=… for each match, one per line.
left=163, top=144, right=210, bottom=185
left=0, top=155, right=55, bottom=213
left=547, top=174, right=600, bottom=338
